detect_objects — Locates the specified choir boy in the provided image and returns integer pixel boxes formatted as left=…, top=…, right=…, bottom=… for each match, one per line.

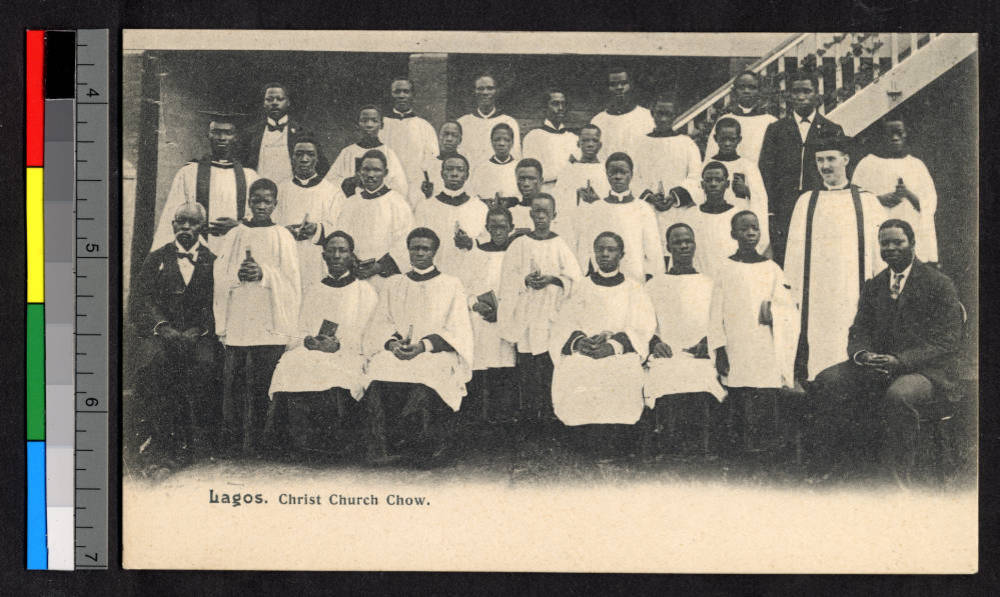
left=708, top=211, right=799, bottom=452
left=643, top=223, right=726, bottom=452
left=327, top=149, right=412, bottom=294
left=274, top=137, right=338, bottom=293
left=631, top=94, right=702, bottom=203
left=326, top=105, right=408, bottom=199
left=213, top=178, right=301, bottom=455
left=413, top=153, right=488, bottom=278
left=153, top=112, right=259, bottom=249
left=411, top=120, right=465, bottom=209
left=685, top=161, right=755, bottom=279
left=550, top=124, right=610, bottom=243
left=381, top=77, right=439, bottom=204
left=470, top=123, right=520, bottom=204
left=498, top=194, right=581, bottom=426
left=705, top=71, right=777, bottom=165
left=362, top=228, right=475, bottom=464
left=705, top=117, right=770, bottom=253
left=550, top=232, right=656, bottom=457
left=590, top=67, right=654, bottom=160
left=457, top=73, right=521, bottom=169
left=852, top=117, right=939, bottom=264
left=266, top=231, right=378, bottom=457
left=522, top=88, right=579, bottom=190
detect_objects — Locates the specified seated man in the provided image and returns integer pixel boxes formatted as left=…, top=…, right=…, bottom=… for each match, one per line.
left=266, top=231, right=378, bottom=458
left=550, top=232, right=656, bottom=458
left=808, top=219, right=964, bottom=484
left=362, top=227, right=475, bottom=464
left=127, top=203, right=221, bottom=472
left=643, top=223, right=726, bottom=454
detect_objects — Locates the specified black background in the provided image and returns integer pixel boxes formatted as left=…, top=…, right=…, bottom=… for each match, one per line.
left=0, top=1, right=995, bottom=593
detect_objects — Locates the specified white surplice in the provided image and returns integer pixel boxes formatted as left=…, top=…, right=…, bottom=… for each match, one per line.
left=852, top=154, right=939, bottom=263
left=268, top=275, right=378, bottom=400
left=571, top=194, right=662, bottom=282
left=363, top=270, right=474, bottom=411
left=551, top=161, right=611, bottom=243
left=630, top=133, right=703, bottom=199
left=152, top=162, right=259, bottom=250
left=644, top=273, right=727, bottom=403
left=456, top=111, right=521, bottom=172
left=381, top=113, right=439, bottom=201
left=274, top=177, right=339, bottom=294
left=549, top=273, right=656, bottom=426
left=708, top=258, right=799, bottom=388
left=213, top=222, right=301, bottom=347
left=469, top=157, right=519, bottom=203
left=461, top=244, right=516, bottom=370
left=784, top=187, right=886, bottom=380
left=705, top=154, right=770, bottom=247
left=705, top=111, right=778, bottom=166
left=522, top=124, right=579, bottom=186
left=327, top=186, right=413, bottom=293
left=590, top=105, right=655, bottom=161
left=325, top=141, right=409, bottom=199
left=413, top=191, right=488, bottom=279
left=498, top=233, right=581, bottom=355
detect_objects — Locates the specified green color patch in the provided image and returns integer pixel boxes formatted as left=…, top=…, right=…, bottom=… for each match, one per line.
left=26, top=303, right=45, bottom=440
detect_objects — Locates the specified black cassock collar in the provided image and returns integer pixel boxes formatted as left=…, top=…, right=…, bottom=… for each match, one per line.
left=407, top=268, right=441, bottom=282
left=589, top=270, right=625, bottom=286
left=321, top=272, right=357, bottom=288
left=729, top=250, right=768, bottom=264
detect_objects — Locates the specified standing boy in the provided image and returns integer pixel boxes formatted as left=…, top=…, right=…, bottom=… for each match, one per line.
left=631, top=93, right=703, bottom=202
left=498, top=194, right=581, bottom=426
left=852, top=117, right=939, bottom=264
left=213, top=178, right=301, bottom=455
left=705, top=71, right=777, bottom=166
left=706, top=117, right=770, bottom=252
left=709, top=211, right=799, bottom=452
left=326, top=105, right=409, bottom=199
left=522, top=88, right=579, bottom=190
left=590, top=67, right=654, bottom=160
left=550, top=124, right=610, bottom=244
left=381, top=77, right=439, bottom=201
left=410, top=120, right=465, bottom=209
left=685, top=161, right=757, bottom=279
left=470, top=123, right=521, bottom=204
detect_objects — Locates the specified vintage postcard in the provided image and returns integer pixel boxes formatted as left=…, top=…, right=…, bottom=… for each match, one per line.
left=121, top=30, right=978, bottom=572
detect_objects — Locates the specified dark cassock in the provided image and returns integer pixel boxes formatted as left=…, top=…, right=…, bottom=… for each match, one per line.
left=362, top=262, right=475, bottom=461
left=213, top=219, right=301, bottom=454
left=127, top=223, right=220, bottom=467
left=152, top=157, right=259, bottom=250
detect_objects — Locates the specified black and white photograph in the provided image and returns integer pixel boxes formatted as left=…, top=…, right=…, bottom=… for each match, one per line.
left=119, top=30, right=978, bottom=572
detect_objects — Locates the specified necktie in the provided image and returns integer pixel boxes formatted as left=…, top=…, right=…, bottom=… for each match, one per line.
left=890, top=272, right=903, bottom=300
left=177, top=252, right=197, bottom=265
left=267, top=122, right=286, bottom=132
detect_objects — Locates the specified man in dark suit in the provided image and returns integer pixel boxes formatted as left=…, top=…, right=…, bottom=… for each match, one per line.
left=758, top=70, right=844, bottom=265
left=128, top=202, right=221, bottom=473
left=241, top=82, right=328, bottom=185
left=808, top=219, right=964, bottom=483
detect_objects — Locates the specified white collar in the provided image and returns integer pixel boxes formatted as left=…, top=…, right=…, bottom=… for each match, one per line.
left=175, top=239, right=201, bottom=254
left=737, top=105, right=755, bottom=115
left=294, top=173, right=317, bottom=185
left=595, top=267, right=621, bottom=278
left=490, top=155, right=514, bottom=165
left=360, top=183, right=388, bottom=195
left=794, top=109, right=816, bottom=124
left=266, top=115, right=289, bottom=127
left=441, top=185, right=467, bottom=197
left=823, top=181, right=850, bottom=191
left=543, top=119, right=564, bottom=131
left=393, top=108, right=414, bottom=117
left=610, top=189, right=632, bottom=200
left=476, top=106, right=497, bottom=119
left=413, top=264, right=436, bottom=275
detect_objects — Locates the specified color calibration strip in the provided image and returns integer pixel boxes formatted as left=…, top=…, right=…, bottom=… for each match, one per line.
left=26, top=29, right=109, bottom=571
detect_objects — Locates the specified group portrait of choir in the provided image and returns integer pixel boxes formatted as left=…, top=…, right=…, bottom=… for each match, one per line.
left=126, top=64, right=965, bottom=485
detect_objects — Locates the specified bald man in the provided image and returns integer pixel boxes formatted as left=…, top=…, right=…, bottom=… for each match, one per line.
left=128, top=202, right=221, bottom=472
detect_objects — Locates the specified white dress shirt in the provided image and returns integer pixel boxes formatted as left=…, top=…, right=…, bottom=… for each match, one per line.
left=175, top=239, right=201, bottom=285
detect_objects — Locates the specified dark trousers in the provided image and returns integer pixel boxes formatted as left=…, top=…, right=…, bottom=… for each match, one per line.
left=364, top=381, right=456, bottom=462
left=267, top=388, right=362, bottom=458
left=724, top=387, right=795, bottom=454
left=127, top=335, right=221, bottom=465
left=516, top=351, right=554, bottom=421
left=809, top=360, right=936, bottom=475
left=566, top=424, right=638, bottom=458
left=462, top=366, right=519, bottom=422
left=644, top=393, right=717, bottom=455
left=221, top=344, right=284, bottom=456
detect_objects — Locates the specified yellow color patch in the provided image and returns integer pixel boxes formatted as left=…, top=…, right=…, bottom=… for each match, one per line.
left=26, top=167, right=44, bottom=302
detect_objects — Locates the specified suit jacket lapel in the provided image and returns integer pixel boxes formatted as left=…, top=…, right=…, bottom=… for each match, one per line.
left=161, top=246, right=186, bottom=293
left=895, top=259, right=922, bottom=314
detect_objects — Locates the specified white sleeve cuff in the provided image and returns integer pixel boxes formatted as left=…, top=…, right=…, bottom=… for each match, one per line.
left=422, top=338, right=434, bottom=353
left=607, top=339, right=624, bottom=355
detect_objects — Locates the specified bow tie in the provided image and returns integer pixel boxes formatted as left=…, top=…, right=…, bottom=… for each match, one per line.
left=177, top=251, right=198, bottom=265
left=266, top=122, right=286, bottom=133
left=393, top=111, right=416, bottom=119
left=605, top=194, right=634, bottom=204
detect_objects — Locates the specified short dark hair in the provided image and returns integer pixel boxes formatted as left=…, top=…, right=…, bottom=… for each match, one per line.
left=702, top=161, right=729, bottom=178
left=607, top=66, right=629, bottom=80
left=359, top=149, right=388, bottom=169
left=261, top=82, right=290, bottom=100
left=594, top=230, right=625, bottom=252
left=486, top=206, right=514, bottom=228
left=788, top=69, right=819, bottom=89
left=291, top=135, right=319, bottom=150
left=730, top=209, right=758, bottom=230
left=653, top=91, right=678, bottom=106
left=491, top=123, right=514, bottom=139
left=442, top=153, right=469, bottom=171
left=605, top=152, right=634, bottom=172
left=665, top=222, right=695, bottom=244
left=358, top=104, right=382, bottom=119
left=879, top=218, right=915, bottom=244
left=881, top=115, right=906, bottom=129
left=407, top=227, right=440, bottom=251
left=735, top=70, right=760, bottom=83
left=249, top=178, right=278, bottom=198
left=530, top=193, right=556, bottom=210
left=474, top=72, right=497, bottom=85
left=441, top=120, right=463, bottom=135
left=715, top=117, right=742, bottom=136
left=544, top=87, right=566, bottom=102
left=516, top=158, right=543, bottom=179
left=390, top=77, right=413, bottom=89
left=323, top=230, right=355, bottom=253
left=579, top=123, right=601, bottom=136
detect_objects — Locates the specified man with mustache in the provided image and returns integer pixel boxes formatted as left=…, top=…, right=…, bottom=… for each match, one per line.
left=152, top=111, right=259, bottom=250
left=783, top=134, right=886, bottom=388
left=240, top=82, right=328, bottom=186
